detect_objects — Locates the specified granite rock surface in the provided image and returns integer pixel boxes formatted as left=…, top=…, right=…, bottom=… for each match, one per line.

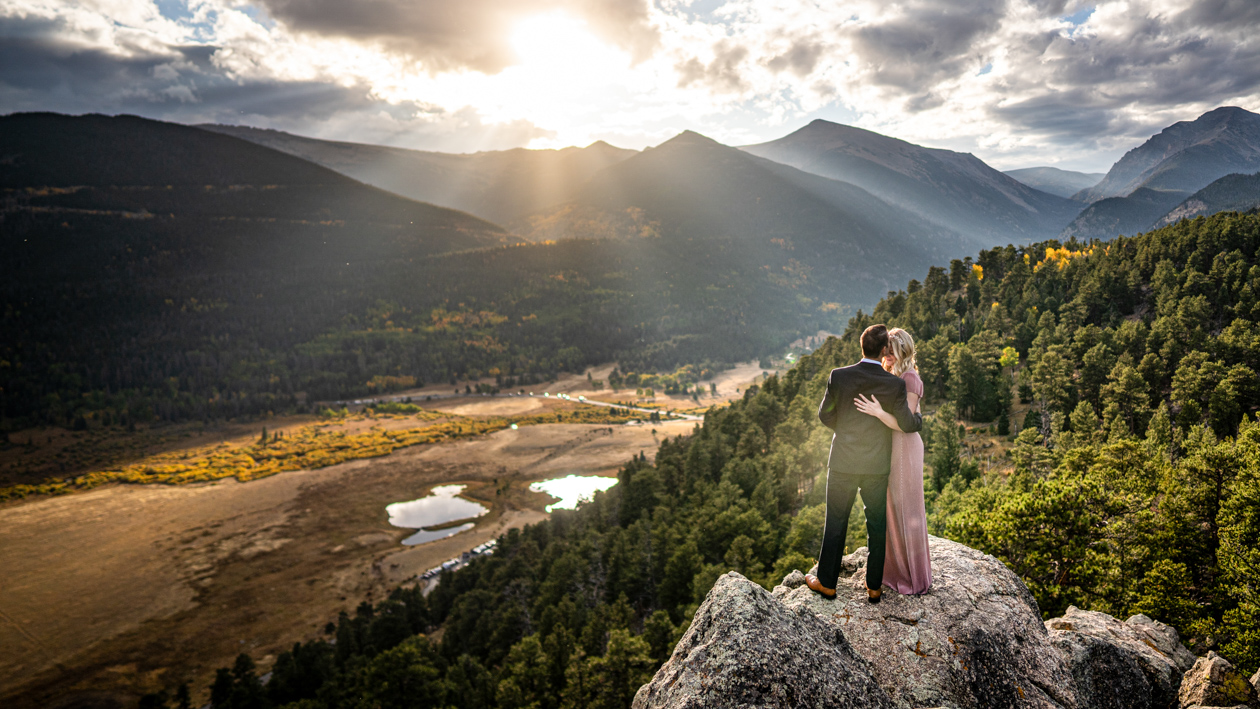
left=781, top=536, right=1078, bottom=709
left=1046, top=607, right=1196, bottom=709
left=632, top=572, right=896, bottom=709
left=1178, top=652, right=1260, bottom=708
left=634, top=535, right=1228, bottom=709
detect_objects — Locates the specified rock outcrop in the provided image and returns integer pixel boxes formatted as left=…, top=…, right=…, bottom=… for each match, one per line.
left=636, top=536, right=1080, bottom=709
left=1045, top=607, right=1196, bottom=709
left=1178, top=652, right=1260, bottom=708
left=633, top=572, right=896, bottom=709
left=635, top=536, right=1221, bottom=709
left=784, top=537, right=1078, bottom=708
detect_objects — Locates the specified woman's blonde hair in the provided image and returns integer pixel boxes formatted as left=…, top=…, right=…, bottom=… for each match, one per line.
left=886, top=328, right=917, bottom=377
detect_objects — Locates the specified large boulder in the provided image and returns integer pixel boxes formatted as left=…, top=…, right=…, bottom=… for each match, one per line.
left=779, top=536, right=1078, bottom=709
left=632, top=572, right=896, bottom=709
left=634, top=535, right=1209, bottom=709
left=1045, top=607, right=1196, bottom=708
left=1178, top=652, right=1260, bottom=708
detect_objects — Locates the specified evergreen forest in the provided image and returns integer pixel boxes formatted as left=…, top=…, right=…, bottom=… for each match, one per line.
left=1, top=209, right=836, bottom=433
left=154, top=210, right=1260, bottom=708
left=1, top=114, right=856, bottom=436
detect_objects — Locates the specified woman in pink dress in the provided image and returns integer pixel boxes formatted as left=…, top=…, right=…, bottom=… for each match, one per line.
left=853, top=327, right=933, bottom=595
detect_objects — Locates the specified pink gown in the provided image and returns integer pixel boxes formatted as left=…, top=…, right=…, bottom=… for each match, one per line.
left=884, top=370, right=932, bottom=594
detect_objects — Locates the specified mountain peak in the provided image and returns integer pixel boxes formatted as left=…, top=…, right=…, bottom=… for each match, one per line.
left=1200, top=105, right=1253, bottom=120
left=780, top=119, right=901, bottom=147
left=1162, top=105, right=1259, bottom=136
left=1073, top=105, right=1260, bottom=204
left=657, top=130, right=723, bottom=149
left=743, top=119, right=1080, bottom=242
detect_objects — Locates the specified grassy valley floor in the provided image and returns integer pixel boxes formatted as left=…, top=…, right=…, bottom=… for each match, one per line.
left=0, top=380, right=739, bottom=708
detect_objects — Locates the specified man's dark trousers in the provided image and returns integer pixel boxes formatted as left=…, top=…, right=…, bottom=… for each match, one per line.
left=817, top=472, right=888, bottom=591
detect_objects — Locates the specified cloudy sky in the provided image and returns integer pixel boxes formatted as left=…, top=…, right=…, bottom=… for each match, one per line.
left=3, top=0, right=1258, bottom=171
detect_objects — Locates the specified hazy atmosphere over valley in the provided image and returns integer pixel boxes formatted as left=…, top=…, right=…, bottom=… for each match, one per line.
left=3, top=2, right=1260, bottom=709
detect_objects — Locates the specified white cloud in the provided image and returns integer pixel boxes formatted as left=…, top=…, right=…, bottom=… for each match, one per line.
left=1, top=0, right=1258, bottom=168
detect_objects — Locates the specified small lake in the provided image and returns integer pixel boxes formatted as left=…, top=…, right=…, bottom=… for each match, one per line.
left=400, top=522, right=476, bottom=546
left=387, top=485, right=487, bottom=546
left=530, top=475, right=618, bottom=512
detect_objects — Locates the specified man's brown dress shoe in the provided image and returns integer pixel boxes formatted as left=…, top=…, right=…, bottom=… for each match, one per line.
left=867, top=586, right=882, bottom=604
left=805, top=573, right=836, bottom=598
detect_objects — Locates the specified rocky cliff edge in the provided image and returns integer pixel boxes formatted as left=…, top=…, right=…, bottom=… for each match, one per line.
left=634, top=536, right=1243, bottom=709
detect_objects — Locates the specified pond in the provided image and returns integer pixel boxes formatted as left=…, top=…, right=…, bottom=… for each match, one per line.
left=530, top=475, right=618, bottom=512
left=387, top=485, right=487, bottom=546
left=399, top=522, right=476, bottom=546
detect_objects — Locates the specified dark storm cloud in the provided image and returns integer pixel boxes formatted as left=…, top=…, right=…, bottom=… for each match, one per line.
left=848, top=0, right=1006, bottom=93
left=1026, top=0, right=1075, bottom=15
left=0, top=15, right=552, bottom=152
left=984, top=3, right=1260, bottom=148
left=1176, top=0, right=1260, bottom=27
left=252, top=0, right=659, bottom=73
left=0, top=35, right=181, bottom=108
left=986, top=90, right=1136, bottom=145
left=767, top=40, right=823, bottom=78
left=0, top=29, right=374, bottom=119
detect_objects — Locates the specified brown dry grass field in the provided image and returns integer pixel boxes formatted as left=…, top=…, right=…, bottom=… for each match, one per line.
left=0, top=390, right=709, bottom=709
left=378, top=361, right=776, bottom=412
left=0, top=361, right=780, bottom=708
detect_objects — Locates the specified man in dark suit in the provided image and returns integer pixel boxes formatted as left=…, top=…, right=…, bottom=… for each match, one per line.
left=806, top=323, right=922, bottom=602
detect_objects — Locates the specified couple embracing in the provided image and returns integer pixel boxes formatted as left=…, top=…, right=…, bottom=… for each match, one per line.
left=805, top=324, right=933, bottom=602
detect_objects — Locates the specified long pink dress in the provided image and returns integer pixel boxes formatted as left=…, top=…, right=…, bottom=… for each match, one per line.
left=884, top=370, right=932, bottom=594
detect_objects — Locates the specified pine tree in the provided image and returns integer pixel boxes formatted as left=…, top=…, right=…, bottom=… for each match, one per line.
left=928, top=404, right=962, bottom=491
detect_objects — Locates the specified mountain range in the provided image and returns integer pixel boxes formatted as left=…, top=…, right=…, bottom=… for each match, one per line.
left=514, top=130, right=969, bottom=279
left=208, top=107, right=1260, bottom=246
left=1000, top=166, right=1104, bottom=199
left=4, top=113, right=948, bottom=429
left=199, top=124, right=636, bottom=225
left=1062, top=106, right=1260, bottom=238
left=741, top=120, right=1084, bottom=243
left=5, top=105, right=1260, bottom=428
left=208, top=120, right=997, bottom=299
left=213, top=117, right=1079, bottom=250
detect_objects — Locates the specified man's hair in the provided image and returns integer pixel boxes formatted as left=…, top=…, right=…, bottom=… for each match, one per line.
left=860, top=324, right=889, bottom=360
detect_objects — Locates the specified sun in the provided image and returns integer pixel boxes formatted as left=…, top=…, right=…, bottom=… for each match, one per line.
left=387, top=11, right=636, bottom=149
left=511, top=12, right=612, bottom=71
left=479, top=11, right=634, bottom=146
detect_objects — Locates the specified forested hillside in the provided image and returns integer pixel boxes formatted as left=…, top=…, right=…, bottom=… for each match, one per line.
left=854, top=210, right=1260, bottom=671
left=176, top=211, right=1260, bottom=709
left=0, top=114, right=849, bottom=436
left=1157, top=172, right=1260, bottom=227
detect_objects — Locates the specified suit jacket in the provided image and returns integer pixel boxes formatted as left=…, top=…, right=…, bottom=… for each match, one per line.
left=817, top=361, right=923, bottom=476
